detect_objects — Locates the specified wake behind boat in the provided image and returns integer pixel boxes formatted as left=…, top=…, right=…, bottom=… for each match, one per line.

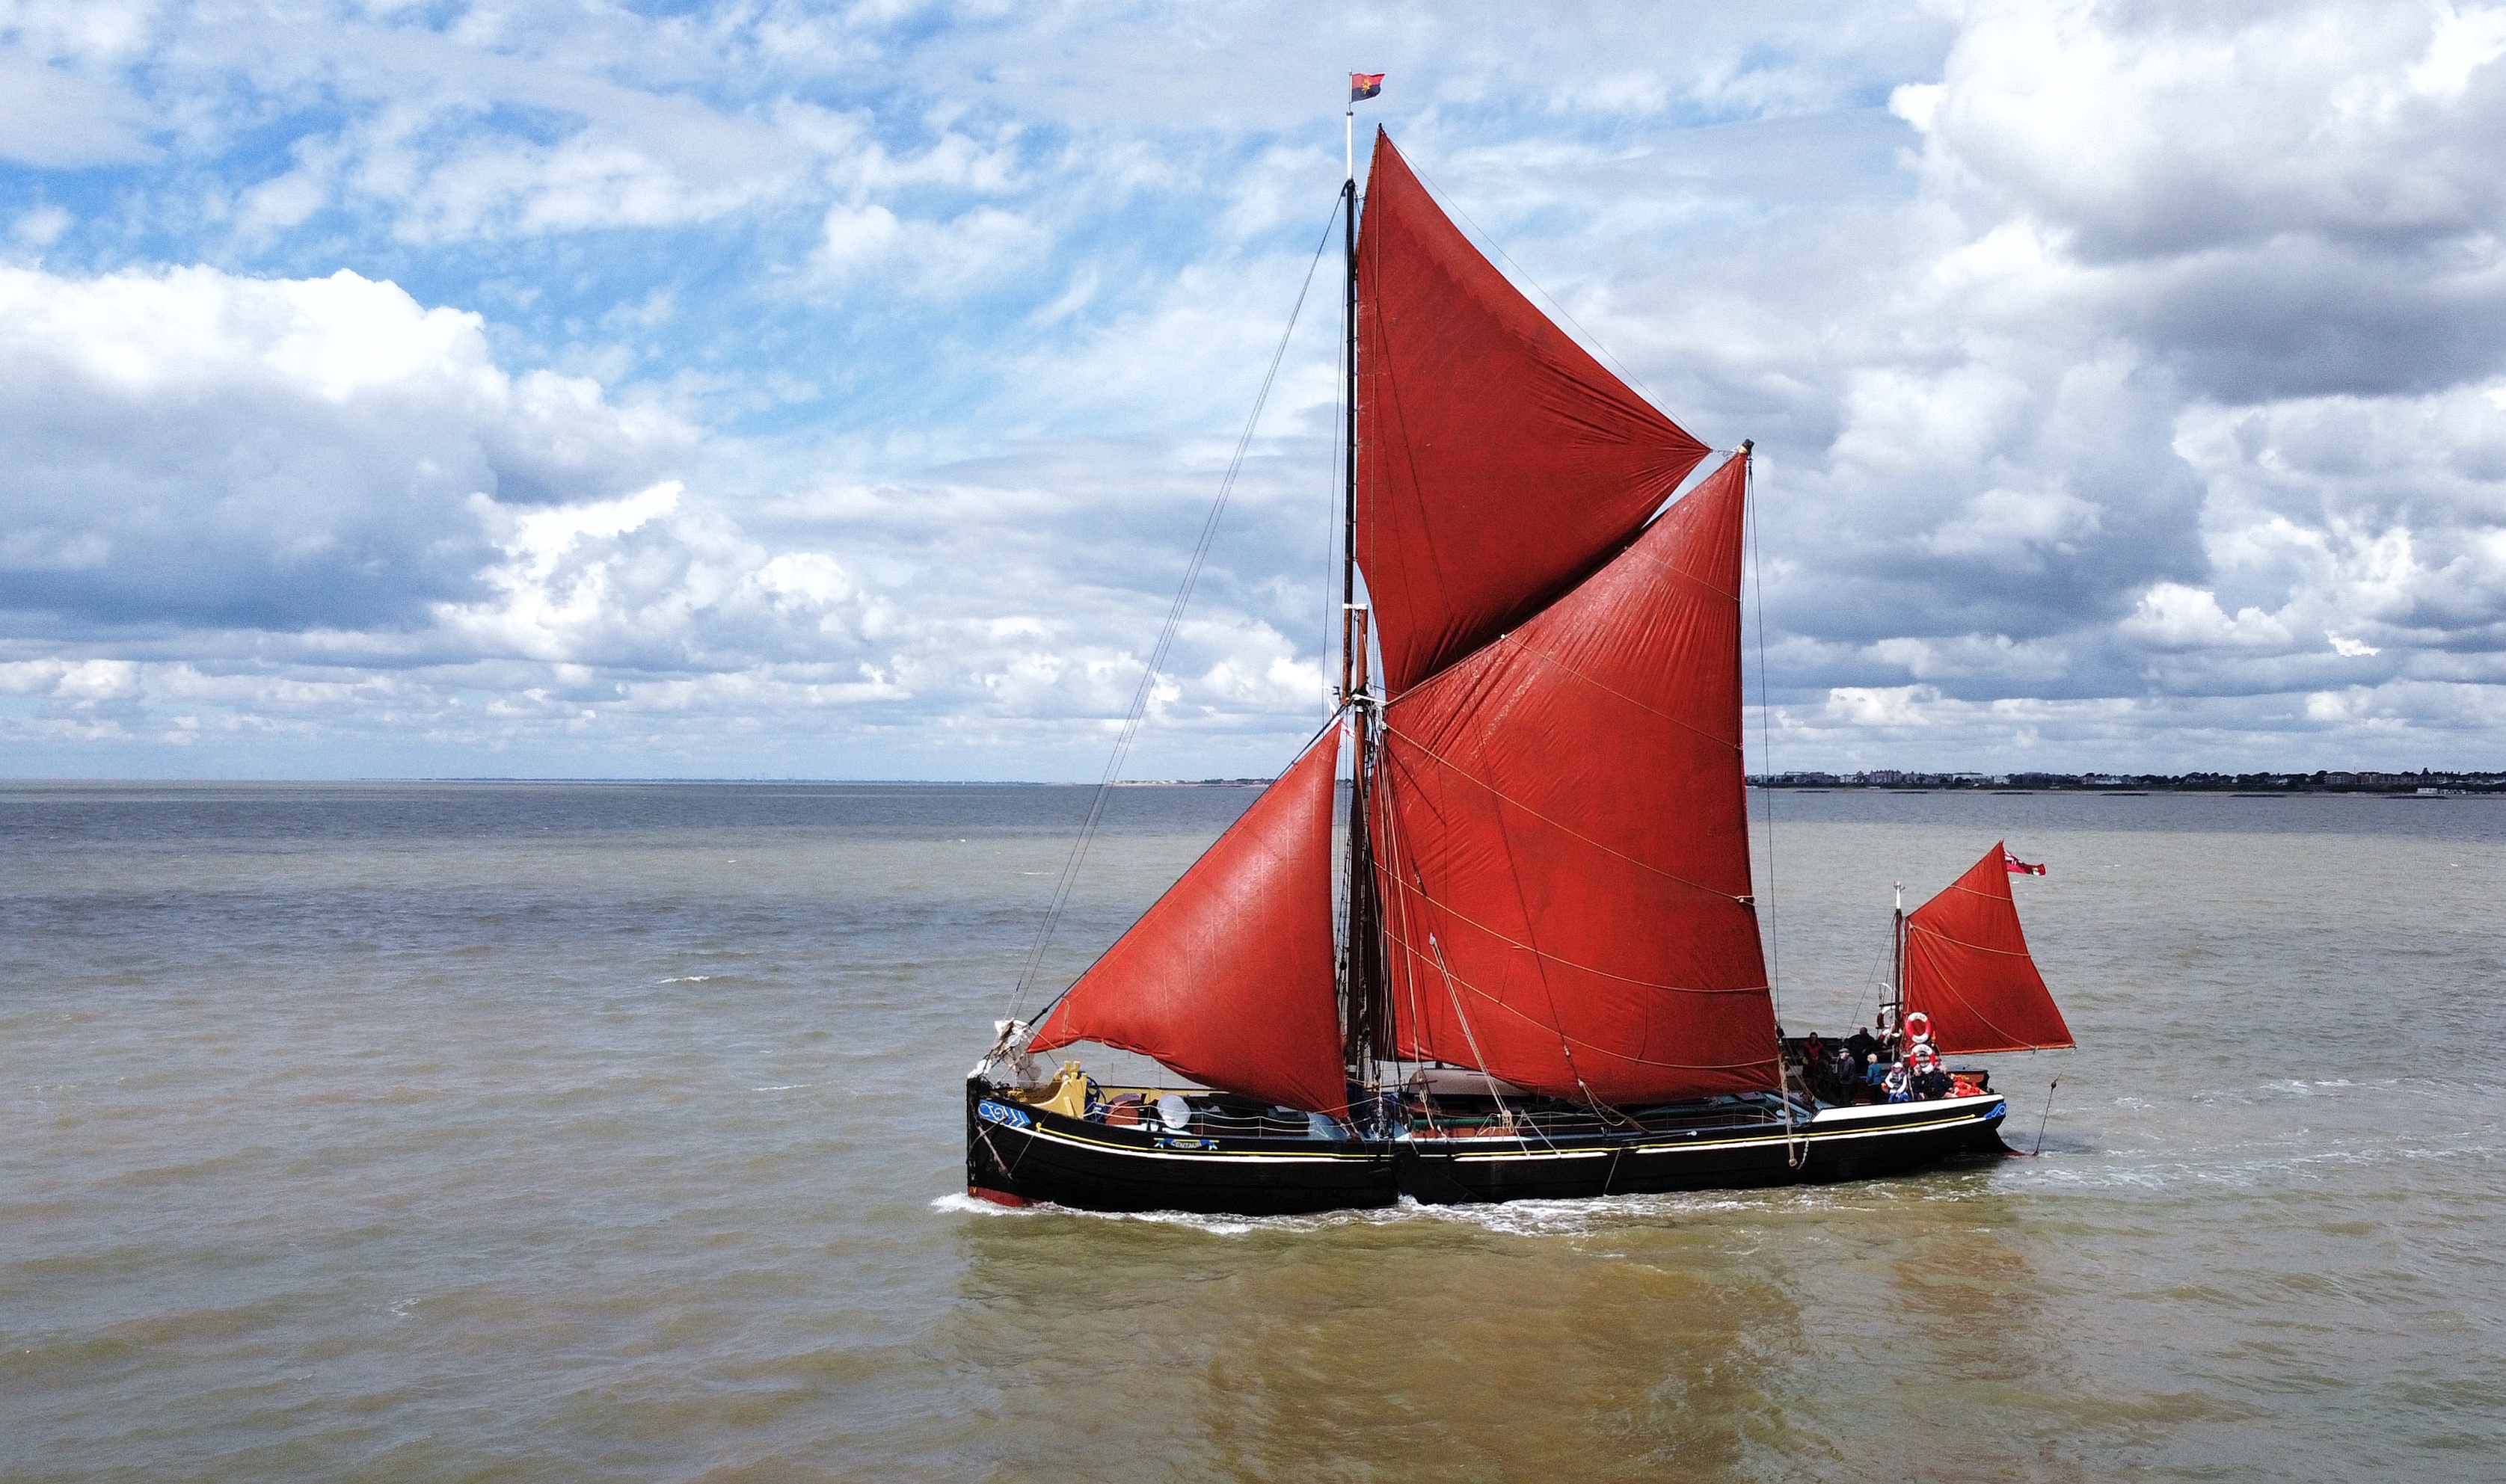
left=965, top=119, right=2073, bottom=1216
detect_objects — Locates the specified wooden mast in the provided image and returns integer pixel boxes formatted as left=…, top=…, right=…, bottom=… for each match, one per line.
left=1339, top=117, right=1388, bottom=1076
left=1889, top=881, right=1906, bottom=1047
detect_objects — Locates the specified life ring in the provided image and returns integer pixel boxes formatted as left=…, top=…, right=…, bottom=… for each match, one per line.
left=1910, top=1044, right=1939, bottom=1071
left=1903, top=1011, right=1932, bottom=1042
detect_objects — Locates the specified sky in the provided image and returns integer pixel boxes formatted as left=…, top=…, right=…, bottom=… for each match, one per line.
left=4, top=0, right=2506, bottom=780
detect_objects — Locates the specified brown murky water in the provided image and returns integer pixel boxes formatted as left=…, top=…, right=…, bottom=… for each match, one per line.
left=4, top=783, right=2502, bottom=1480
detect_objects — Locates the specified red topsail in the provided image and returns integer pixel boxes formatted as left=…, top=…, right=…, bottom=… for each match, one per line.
left=1372, top=454, right=1780, bottom=1105
left=1029, top=732, right=1348, bottom=1114
left=1354, top=131, right=1712, bottom=697
left=1902, top=843, right=2074, bottom=1055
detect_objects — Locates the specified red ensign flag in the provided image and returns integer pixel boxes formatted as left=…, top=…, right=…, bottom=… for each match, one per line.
left=2004, top=850, right=2047, bottom=876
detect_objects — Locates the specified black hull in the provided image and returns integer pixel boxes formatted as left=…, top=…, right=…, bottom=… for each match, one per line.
left=966, top=1080, right=2009, bottom=1216
left=966, top=1081, right=1398, bottom=1216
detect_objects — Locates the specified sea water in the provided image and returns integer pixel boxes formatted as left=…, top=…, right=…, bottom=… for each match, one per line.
left=3, top=782, right=2502, bottom=1482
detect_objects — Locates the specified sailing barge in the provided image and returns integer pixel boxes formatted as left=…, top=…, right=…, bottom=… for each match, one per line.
left=965, top=128, right=2073, bottom=1216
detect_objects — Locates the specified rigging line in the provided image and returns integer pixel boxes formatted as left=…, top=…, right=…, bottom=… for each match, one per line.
left=1506, top=629, right=1742, bottom=754
left=1462, top=671, right=1603, bottom=1124
left=1007, top=199, right=1345, bottom=1018
left=1940, top=879, right=2033, bottom=904
left=1853, top=920, right=1894, bottom=1025
left=1404, top=158, right=1665, bottom=410
left=1424, top=930, right=1544, bottom=1148
left=1745, top=450, right=1801, bottom=1165
left=1408, top=831, right=1564, bottom=1153
left=1375, top=751, right=1444, bottom=1130
left=1377, top=868, right=1766, bottom=995
left=1905, top=923, right=2037, bottom=959
left=1597, top=527, right=1743, bottom=603
left=1379, top=926, right=1780, bottom=1074
left=1747, top=447, right=1779, bottom=1020
left=1376, top=722, right=1745, bottom=903
left=1379, top=511, right=1745, bottom=736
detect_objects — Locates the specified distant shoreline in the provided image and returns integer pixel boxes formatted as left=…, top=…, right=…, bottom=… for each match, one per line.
left=1748, top=772, right=2505, bottom=796
left=2, top=774, right=2497, bottom=794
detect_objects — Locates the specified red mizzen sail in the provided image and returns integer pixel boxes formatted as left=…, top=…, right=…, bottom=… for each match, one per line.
left=1028, top=730, right=1348, bottom=1114
left=1355, top=130, right=1712, bottom=697
left=1903, top=843, right=2073, bottom=1055
left=1370, top=453, right=1779, bottom=1104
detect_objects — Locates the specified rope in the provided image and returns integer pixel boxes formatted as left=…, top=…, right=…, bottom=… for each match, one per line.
left=1377, top=919, right=1778, bottom=1074
left=1425, top=931, right=1531, bottom=1142
left=1007, top=200, right=1342, bottom=1019
left=1744, top=449, right=1803, bottom=1167
left=1377, top=719, right=1744, bottom=904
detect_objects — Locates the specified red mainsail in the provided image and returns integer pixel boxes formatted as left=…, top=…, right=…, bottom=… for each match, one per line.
left=1029, top=731, right=1348, bottom=1113
left=1370, top=454, right=1780, bottom=1104
left=1902, top=843, right=2073, bottom=1055
left=1355, top=130, right=1712, bottom=698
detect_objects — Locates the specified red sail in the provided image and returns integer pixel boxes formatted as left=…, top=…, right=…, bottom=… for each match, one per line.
left=1371, top=454, right=1778, bottom=1104
left=1356, top=130, right=1712, bottom=697
left=1029, top=731, right=1348, bottom=1114
left=1903, top=843, right=2074, bottom=1055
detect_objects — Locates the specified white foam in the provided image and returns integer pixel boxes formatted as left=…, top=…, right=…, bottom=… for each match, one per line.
left=930, top=1192, right=1031, bottom=1217
left=924, top=1183, right=1900, bottom=1237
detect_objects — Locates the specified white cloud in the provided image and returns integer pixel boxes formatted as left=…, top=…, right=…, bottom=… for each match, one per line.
left=0, top=264, right=690, bottom=627
left=0, top=52, right=155, bottom=166
left=9, top=1, right=2506, bottom=775
left=2122, top=584, right=2294, bottom=651
left=814, top=202, right=1047, bottom=300
left=389, top=129, right=797, bottom=242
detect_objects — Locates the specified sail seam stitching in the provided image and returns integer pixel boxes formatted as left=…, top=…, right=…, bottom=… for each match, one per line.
left=1379, top=920, right=1776, bottom=1073
left=1379, top=722, right=1745, bottom=902
left=1506, top=632, right=1738, bottom=755
left=1376, top=878, right=1765, bottom=996
left=1905, top=929, right=2070, bottom=1050
left=1905, top=924, right=2034, bottom=959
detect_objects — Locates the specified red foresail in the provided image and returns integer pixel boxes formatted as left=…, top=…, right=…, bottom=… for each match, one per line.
left=1028, top=731, right=1348, bottom=1114
left=1356, top=130, right=1712, bottom=697
left=1371, top=454, right=1779, bottom=1104
left=1903, top=843, right=2074, bottom=1055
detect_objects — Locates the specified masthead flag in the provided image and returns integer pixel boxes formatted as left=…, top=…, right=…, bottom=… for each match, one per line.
left=1351, top=72, right=1385, bottom=102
